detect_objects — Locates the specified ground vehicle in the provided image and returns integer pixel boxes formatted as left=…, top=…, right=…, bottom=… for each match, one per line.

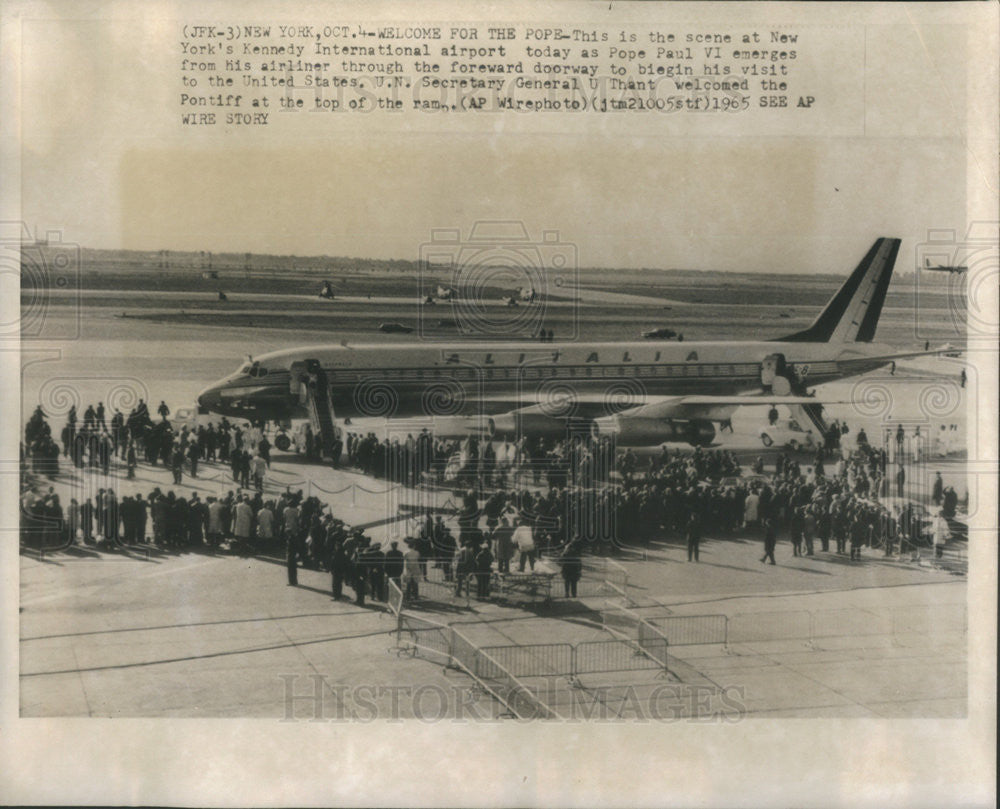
left=172, top=407, right=251, bottom=433
left=758, top=418, right=816, bottom=450
left=641, top=327, right=677, bottom=340
left=378, top=322, right=413, bottom=334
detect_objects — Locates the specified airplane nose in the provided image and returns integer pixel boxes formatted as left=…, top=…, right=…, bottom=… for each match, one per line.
left=196, top=384, right=222, bottom=413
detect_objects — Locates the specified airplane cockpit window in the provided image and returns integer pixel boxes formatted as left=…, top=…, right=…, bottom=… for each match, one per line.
left=238, top=362, right=252, bottom=375
left=247, top=362, right=268, bottom=378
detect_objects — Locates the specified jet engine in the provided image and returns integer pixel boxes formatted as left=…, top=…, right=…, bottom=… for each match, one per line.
left=593, top=416, right=716, bottom=447
left=426, top=416, right=496, bottom=439
left=489, top=413, right=594, bottom=440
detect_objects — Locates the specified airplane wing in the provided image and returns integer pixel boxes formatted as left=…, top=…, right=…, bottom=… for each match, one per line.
left=598, top=395, right=846, bottom=422
left=836, top=346, right=965, bottom=369
left=468, top=392, right=847, bottom=422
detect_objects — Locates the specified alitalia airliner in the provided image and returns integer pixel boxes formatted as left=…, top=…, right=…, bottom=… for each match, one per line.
left=197, top=237, right=945, bottom=447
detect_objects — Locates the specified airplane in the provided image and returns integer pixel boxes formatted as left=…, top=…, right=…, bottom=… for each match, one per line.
left=197, top=237, right=954, bottom=448
left=922, top=257, right=967, bottom=275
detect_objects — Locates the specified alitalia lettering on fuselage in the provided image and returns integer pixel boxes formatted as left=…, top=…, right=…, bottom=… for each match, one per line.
left=441, top=349, right=698, bottom=366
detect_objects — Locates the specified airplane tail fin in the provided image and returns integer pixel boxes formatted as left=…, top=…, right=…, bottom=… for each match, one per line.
left=777, top=237, right=900, bottom=343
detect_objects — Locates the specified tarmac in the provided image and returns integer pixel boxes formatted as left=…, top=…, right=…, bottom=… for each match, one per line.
left=20, top=451, right=968, bottom=720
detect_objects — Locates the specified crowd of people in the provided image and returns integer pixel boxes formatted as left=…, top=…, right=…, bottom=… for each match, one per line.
left=342, top=430, right=623, bottom=491
left=22, top=402, right=274, bottom=489
left=22, top=399, right=965, bottom=607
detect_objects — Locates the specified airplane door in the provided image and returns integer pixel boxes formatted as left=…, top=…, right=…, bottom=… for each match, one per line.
left=761, top=353, right=792, bottom=395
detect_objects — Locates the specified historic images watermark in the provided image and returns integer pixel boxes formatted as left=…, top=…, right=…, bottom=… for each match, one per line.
left=278, top=674, right=748, bottom=722
left=418, top=220, right=579, bottom=341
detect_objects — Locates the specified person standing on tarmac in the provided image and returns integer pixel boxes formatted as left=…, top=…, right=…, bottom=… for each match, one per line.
left=803, top=505, right=817, bottom=556
left=283, top=500, right=302, bottom=585
left=329, top=539, right=349, bottom=600
left=170, top=443, right=184, bottom=484
left=352, top=533, right=370, bottom=606
left=402, top=539, right=422, bottom=601
left=474, top=541, right=494, bottom=600
left=367, top=542, right=386, bottom=602
left=558, top=538, right=583, bottom=597
left=684, top=511, right=702, bottom=562
left=384, top=541, right=404, bottom=594
left=760, top=517, right=777, bottom=565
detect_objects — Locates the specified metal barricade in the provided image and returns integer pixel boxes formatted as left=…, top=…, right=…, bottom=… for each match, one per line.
left=600, top=580, right=639, bottom=608
left=387, top=578, right=404, bottom=617
left=395, top=612, right=452, bottom=665
left=574, top=639, right=660, bottom=674
left=477, top=643, right=574, bottom=679
left=494, top=573, right=554, bottom=604
left=449, top=627, right=482, bottom=679
left=637, top=623, right=671, bottom=667
left=648, top=614, right=727, bottom=647
left=597, top=603, right=675, bottom=675
left=414, top=573, right=470, bottom=609
left=392, top=614, right=565, bottom=719
left=472, top=647, right=564, bottom=720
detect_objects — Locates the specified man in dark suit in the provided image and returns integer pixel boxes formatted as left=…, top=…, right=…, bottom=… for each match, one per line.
left=685, top=511, right=702, bottom=562
left=329, top=540, right=349, bottom=600
left=760, top=517, right=777, bottom=565
left=384, top=541, right=404, bottom=593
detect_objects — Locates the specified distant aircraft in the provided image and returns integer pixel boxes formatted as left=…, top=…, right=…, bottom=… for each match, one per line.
left=199, top=237, right=959, bottom=448
left=436, top=285, right=457, bottom=300
left=642, top=327, right=677, bottom=340
left=518, top=287, right=537, bottom=302
left=922, top=257, right=967, bottom=275
left=501, top=296, right=519, bottom=307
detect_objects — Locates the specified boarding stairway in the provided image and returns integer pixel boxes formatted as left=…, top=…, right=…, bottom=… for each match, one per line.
left=788, top=402, right=831, bottom=439
left=761, top=353, right=831, bottom=439
left=289, top=359, right=339, bottom=461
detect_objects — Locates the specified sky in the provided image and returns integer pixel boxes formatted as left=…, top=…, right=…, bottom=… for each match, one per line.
left=13, top=8, right=983, bottom=274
